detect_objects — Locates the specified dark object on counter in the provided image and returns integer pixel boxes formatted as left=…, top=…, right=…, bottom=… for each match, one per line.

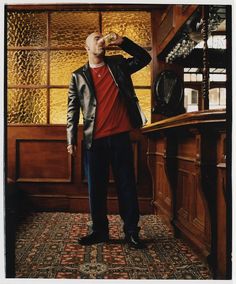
left=152, top=70, right=185, bottom=117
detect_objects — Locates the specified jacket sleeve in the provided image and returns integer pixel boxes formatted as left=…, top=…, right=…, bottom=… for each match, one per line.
left=67, top=73, right=80, bottom=146
left=119, top=36, right=152, bottom=75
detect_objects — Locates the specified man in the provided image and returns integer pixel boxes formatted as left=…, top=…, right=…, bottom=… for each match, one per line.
left=67, top=32, right=151, bottom=249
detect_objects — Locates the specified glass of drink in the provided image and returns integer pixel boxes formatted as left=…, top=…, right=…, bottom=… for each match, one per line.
left=98, top=32, right=118, bottom=47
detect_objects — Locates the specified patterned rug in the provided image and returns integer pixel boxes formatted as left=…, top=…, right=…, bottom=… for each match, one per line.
left=15, top=212, right=212, bottom=279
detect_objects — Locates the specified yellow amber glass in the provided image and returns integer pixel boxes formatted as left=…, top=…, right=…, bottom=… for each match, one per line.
left=8, top=88, right=47, bottom=124
left=50, top=50, right=87, bottom=86
left=106, top=50, right=151, bottom=86
left=135, top=89, right=151, bottom=124
left=7, top=11, right=47, bottom=47
left=50, top=89, right=67, bottom=124
left=131, top=65, right=151, bottom=86
left=8, top=50, right=47, bottom=86
left=106, top=50, right=130, bottom=58
left=50, top=12, right=100, bottom=48
left=102, top=11, right=151, bottom=47
left=50, top=88, right=83, bottom=124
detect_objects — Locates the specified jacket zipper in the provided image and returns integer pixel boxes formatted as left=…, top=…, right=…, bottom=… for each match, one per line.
left=107, top=65, right=119, bottom=87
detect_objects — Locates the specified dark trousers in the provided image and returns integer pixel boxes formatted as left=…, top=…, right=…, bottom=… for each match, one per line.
left=84, top=131, right=140, bottom=236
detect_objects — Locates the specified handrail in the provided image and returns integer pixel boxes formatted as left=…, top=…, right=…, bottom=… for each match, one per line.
left=142, top=109, right=226, bottom=134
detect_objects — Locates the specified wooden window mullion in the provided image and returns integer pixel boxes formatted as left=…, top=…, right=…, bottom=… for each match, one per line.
left=47, top=12, right=51, bottom=124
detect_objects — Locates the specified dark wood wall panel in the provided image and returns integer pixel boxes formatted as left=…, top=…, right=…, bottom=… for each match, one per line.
left=7, top=125, right=153, bottom=214
left=16, top=139, right=72, bottom=182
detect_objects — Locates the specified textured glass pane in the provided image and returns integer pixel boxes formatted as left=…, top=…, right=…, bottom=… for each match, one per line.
left=8, top=50, right=47, bottom=86
left=8, top=89, right=47, bottom=124
left=50, top=89, right=83, bottom=124
left=102, top=12, right=151, bottom=47
left=50, top=12, right=99, bottom=48
left=50, top=51, right=87, bottom=86
left=50, top=89, right=67, bottom=124
left=7, top=12, right=47, bottom=47
left=135, top=89, right=151, bottom=124
left=131, top=65, right=150, bottom=86
left=106, top=50, right=130, bottom=58
left=106, top=50, right=151, bottom=86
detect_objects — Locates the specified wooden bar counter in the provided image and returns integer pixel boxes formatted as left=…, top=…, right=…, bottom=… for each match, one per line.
left=142, top=109, right=230, bottom=279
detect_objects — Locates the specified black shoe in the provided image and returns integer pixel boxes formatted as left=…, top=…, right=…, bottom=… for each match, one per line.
left=78, top=232, right=109, bottom=245
left=125, top=234, right=146, bottom=249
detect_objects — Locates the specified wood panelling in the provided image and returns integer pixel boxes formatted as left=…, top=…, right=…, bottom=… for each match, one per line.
left=154, top=5, right=198, bottom=56
left=16, top=139, right=72, bottom=182
left=7, top=4, right=167, bottom=12
left=216, top=132, right=228, bottom=278
left=156, top=6, right=174, bottom=46
left=146, top=134, right=174, bottom=225
left=7, top=125, right=153, bottom=214
left=174, top=145, right=211, bottom=255
left=142, top=109, right=228, bottom=277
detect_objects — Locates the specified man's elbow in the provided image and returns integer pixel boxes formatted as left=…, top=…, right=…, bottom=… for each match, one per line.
left=145, top=52, right=152, bottom=65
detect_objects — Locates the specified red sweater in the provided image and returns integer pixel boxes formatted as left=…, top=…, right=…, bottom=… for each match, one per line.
left=90, top=64, right=132, bottom=139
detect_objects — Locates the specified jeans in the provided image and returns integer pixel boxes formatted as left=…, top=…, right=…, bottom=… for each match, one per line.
left=84, top=131, right=140, bottom=236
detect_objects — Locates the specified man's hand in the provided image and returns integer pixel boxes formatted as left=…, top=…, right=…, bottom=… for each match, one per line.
left=111, top=33, right=124, bottom=46
left=67, top=144, right=77, bottom=156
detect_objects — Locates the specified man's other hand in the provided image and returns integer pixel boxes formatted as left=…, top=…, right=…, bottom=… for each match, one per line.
left=67, top=144, right=77, bottom=156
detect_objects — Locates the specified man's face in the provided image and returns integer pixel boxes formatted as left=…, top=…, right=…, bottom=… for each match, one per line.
left=85, top=32, right=105, bottom=57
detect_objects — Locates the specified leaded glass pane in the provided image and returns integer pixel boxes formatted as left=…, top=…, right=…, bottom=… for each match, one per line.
left=50, top=89, right=83, bottom=124
left=50, top=51, right=87, bottom=86
left=106, top=50, right=151, bottom=86
left=50, top=12, right=100, bottom=48
left=102, top=12, right=151, bottom=47
left=135, top=89, right=151, bottom=124
left=106, top=50, right=130, bottom=58
left=8, top=89, right=47, bottom=124
left=131, top=65, right=151, bottom=86
left=7, top=12, right=47, bottom=47
left=8, top=50, right=47, bottom=86
left=50, top=89, right=67, bottom=124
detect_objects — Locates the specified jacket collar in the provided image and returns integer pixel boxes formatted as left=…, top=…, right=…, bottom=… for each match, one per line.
left=82, top=62, right=96, bottom=95
left=82, top=62, right=93, bottom=85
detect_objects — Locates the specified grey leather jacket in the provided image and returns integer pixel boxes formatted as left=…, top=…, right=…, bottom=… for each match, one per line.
left=66, top=37, right=151, bottom=149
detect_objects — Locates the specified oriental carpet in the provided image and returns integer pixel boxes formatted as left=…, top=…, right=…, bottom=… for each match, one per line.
left=15, top=212, right=212, bottom=279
